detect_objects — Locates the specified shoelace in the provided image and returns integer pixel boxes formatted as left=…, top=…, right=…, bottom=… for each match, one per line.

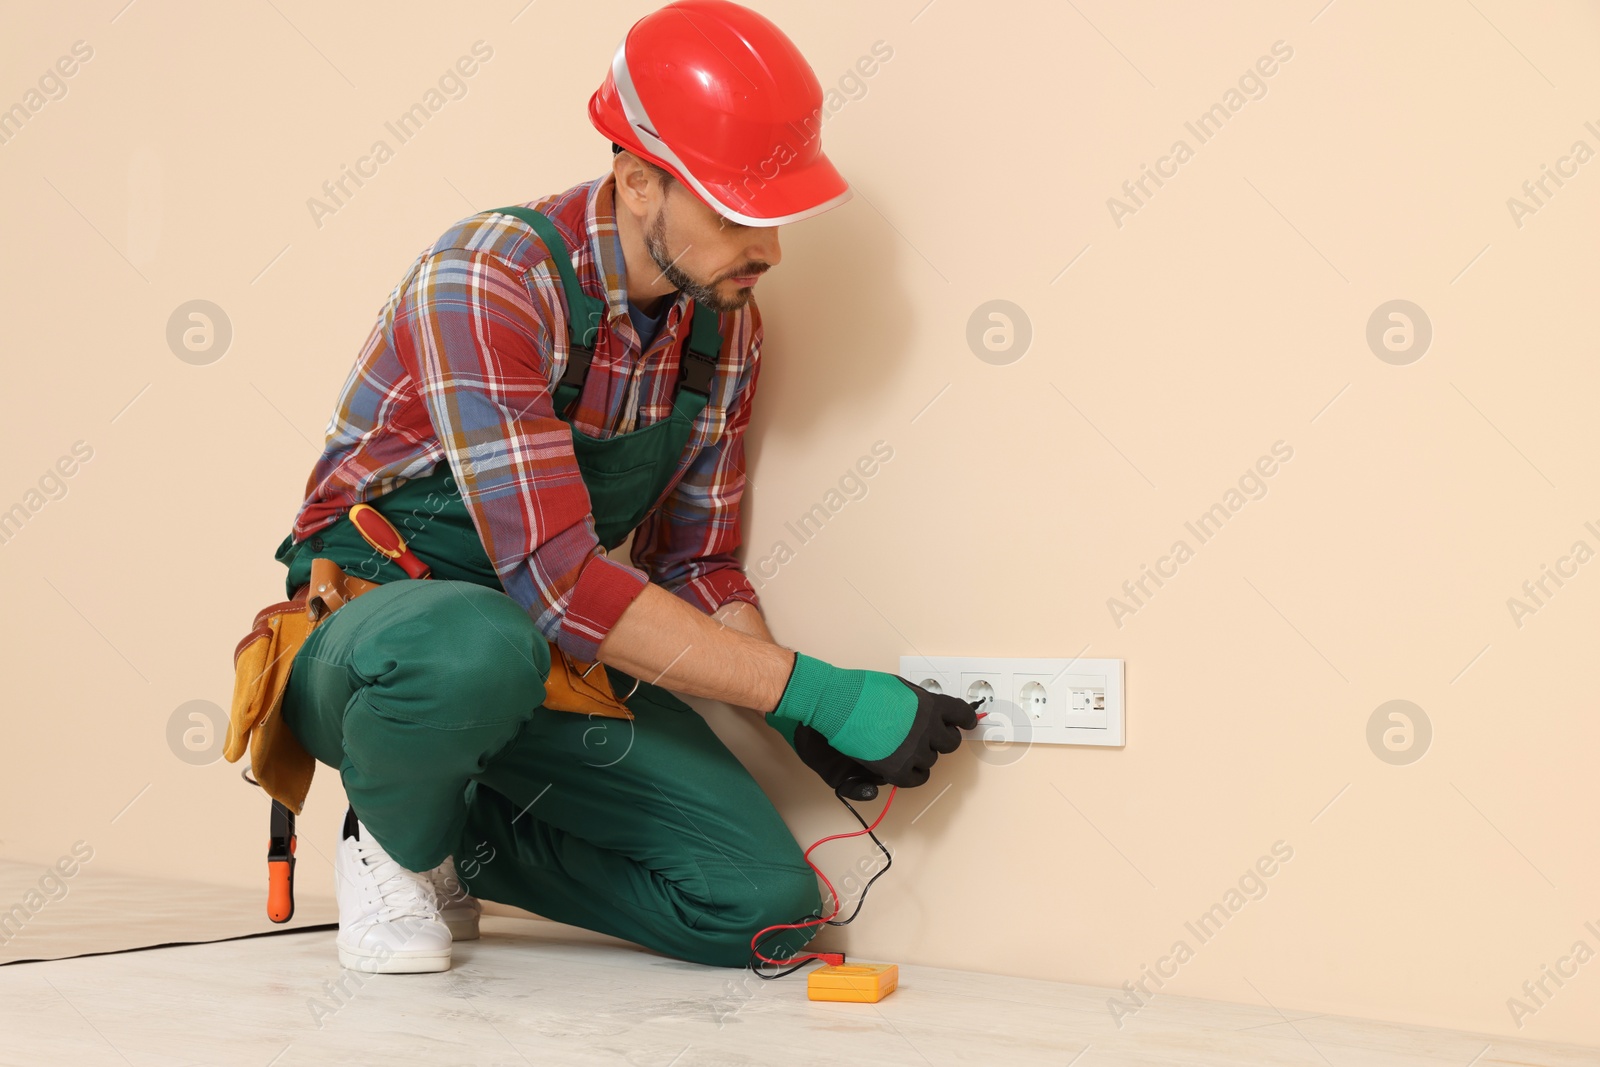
left=355, top=838, right=443, bottom=925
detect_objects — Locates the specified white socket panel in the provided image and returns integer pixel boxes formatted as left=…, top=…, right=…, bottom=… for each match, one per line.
left=897, top=655, right=1125, bottom=748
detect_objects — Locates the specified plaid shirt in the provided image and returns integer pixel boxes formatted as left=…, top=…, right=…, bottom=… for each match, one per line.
left=287, top=173, right=764, bottom=662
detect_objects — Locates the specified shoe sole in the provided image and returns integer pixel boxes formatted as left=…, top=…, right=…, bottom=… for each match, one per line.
left=337, top=944, right=452, bottom=973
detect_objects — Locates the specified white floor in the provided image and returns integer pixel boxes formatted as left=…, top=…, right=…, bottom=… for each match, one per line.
left=0, top=859, right=337, bottom=965
left=2, top=915, right=1597, bottom=1067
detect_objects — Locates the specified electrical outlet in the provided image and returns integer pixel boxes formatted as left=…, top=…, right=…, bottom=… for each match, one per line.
left=960, top=672, right=1002, bottom=707
left=1015, top=672, right=1109, bottom=730
left=898, top=655, right=1124, bottom=747
left=903, top=662, right=959, bottom=699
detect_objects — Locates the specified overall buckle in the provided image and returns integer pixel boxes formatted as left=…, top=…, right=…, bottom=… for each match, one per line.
left=560, top=344, right=595, bottom=390
left=679, top=349, right=717, bottom=396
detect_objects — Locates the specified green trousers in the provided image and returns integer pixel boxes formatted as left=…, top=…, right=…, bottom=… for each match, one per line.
left=280, top=579, right=823, bottom=968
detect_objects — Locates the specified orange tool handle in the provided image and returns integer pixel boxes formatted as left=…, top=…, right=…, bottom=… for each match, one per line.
left=267, top=800, right=297, bottom=923
left=267, top=857, right=295, bottom=922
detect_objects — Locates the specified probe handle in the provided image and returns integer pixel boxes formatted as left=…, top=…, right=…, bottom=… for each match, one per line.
left=835, top=777, right=881, bottom=802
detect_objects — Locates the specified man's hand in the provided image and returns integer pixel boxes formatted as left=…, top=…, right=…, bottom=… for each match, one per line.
left=614, top=596, right=970, bottom=792
left=711, top=602, right=889, bottom=797
left=767, top=653, right=981, bottom=788
left=767, top=713, right=889, bottom=800
left=794, top=725, right=888, bottom=801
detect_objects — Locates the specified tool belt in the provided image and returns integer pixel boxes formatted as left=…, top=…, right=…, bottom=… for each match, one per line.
left=224, top=500, right=637, bottom=816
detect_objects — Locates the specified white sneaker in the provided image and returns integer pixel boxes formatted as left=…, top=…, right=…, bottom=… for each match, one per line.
left=334, top=810, right=453, bottom=973
left=425, top=855, right=482, bottom=941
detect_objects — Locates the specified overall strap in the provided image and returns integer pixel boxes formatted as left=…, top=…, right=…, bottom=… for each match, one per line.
left=490, top=204, right=727, bottom=419
left=666, top=299, right=724, bottom=426
left=680, top=299, right=722, bottom=397
left=492, top=205, right=605, bottom=418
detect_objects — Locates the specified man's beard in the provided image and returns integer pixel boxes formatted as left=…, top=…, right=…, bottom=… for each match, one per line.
left=645, top=205, right=761, bottom=313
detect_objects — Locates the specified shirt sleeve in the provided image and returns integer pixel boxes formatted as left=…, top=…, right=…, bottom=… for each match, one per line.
left=389, top=247, right=649, bottom=662
left=629, top=317, right=764, bottom=617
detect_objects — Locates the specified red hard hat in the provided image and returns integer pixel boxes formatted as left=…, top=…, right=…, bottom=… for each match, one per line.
left=589, top=0, right=852, bottom=227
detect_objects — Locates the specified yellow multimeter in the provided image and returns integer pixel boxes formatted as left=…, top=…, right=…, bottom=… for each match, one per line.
left=806, top=962, right=899, bottom=1003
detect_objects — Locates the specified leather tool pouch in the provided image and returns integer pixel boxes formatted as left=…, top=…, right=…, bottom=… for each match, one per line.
left=224, top=557, right=379, bottom=813
left=224, top=586, right=317, bottom=814
left=226, top=556, right=637, bottom=812
left=544, top=646, right=635, bottom=721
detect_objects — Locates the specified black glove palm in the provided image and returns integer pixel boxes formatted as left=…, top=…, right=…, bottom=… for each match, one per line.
left=792, top=724, right=889, bottom=801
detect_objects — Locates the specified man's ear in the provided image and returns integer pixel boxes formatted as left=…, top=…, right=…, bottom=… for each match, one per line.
left=613, top=151, right=664, bottom=218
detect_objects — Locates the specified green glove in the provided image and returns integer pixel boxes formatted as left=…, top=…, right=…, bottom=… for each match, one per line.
left=767, top=711, right=801, bottom=749
left=766, top=710, right=888, bottom=801
left=767, top=652, right=981, bottom=788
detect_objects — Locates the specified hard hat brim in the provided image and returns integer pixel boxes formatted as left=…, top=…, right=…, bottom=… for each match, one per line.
left=698, top=154, right=853, bottom=227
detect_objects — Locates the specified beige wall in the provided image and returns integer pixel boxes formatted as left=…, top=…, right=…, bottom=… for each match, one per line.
left=3, top=0, right=1598, bottom=1048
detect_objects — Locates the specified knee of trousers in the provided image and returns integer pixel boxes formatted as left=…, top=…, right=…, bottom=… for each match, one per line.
left=691, top=865, right=825, bottom=969
left=345, top=581, right=550, bottom=728
left=336, top=583, right=552, bottom=872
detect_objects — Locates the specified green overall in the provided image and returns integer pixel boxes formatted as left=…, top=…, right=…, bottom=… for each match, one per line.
left=275, top=206, right=821, bottom=968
